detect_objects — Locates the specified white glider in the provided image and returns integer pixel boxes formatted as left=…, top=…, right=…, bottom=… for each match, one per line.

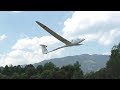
left=36, top=21, right=85, bottom=54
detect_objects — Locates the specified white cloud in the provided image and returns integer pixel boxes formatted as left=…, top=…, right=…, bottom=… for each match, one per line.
left=0, top=35, right=64, bottom=66
left=2, top=50, right=27, bottom=66
left=12, top=36, right=58, bottom=50
left=0, top=34, right=7, bottom=41
left=102, top=52, right=111, bottom=55
left=0, top=48, right=64, bottom=66
left=78, top=33, right=101, bottom=42
left=62, top=11, right=120, bottom=46
left=62, top=11, right=110, bottom=38
left=99, top=29, right=120, bottom=45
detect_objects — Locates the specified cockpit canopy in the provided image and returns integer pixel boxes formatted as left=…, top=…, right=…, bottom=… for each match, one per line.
left=71, top=38, right=85, bottom=44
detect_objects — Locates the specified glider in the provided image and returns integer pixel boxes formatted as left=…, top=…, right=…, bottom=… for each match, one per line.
left=36, top=21, right=85, bottom=54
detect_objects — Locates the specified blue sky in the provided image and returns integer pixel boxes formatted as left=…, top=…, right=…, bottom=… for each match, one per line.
left=0, top=11, right=120, bottom=66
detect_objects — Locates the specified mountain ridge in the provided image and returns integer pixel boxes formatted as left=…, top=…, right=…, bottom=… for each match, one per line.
left=32, top=54, right=110, bottom=73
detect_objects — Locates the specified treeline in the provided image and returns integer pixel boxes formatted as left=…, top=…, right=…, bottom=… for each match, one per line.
left=85, top=42, right=120, bottom=79
left=0, top=42, right=120, bottom=79
left=0, top=61, right=83, bottom=79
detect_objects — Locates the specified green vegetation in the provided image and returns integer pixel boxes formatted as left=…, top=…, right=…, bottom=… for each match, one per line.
left=0, top=42, right=120, bottom=79
left=0, top=61, right=83, bottom=79
left=84, top=42, right=120, bottom=79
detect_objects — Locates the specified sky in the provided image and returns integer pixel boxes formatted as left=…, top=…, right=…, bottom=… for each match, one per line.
left=0, top=11, right=120, bottom=66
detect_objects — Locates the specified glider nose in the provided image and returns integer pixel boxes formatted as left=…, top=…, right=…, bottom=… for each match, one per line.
left=81, top=38, right=85, bottom=41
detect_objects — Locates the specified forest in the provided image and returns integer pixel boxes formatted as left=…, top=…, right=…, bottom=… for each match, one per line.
left=0, top=42, right=120, bottom=79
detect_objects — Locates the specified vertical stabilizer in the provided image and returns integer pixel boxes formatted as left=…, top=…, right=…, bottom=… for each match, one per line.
left=40, top=44, right=48, bottom=54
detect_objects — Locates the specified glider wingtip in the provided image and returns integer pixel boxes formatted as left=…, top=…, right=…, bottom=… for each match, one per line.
left=35, top=21, right=38, bottom=23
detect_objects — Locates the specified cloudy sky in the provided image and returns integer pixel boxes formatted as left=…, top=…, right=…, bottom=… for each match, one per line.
left=0, top=11, right=120, bottom=66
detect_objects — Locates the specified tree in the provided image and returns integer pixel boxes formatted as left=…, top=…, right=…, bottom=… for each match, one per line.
left=24, top=64, right=36, bottom=78
left=52, top=70, right=66, bottom=79
left=43, top=62, right=56, bottom=71
left=106, top=43, right=120, bottom=78
left=72, top=61, right=83, bottom=79
left=61, top=65, right=75, bottom=79
left=2, top=65, right=11, bottom=76
left=84, top=71, right=96, bottom=79
left=0, top=73, right=9, bottom=79
left=11, top=72, right=20, bottom=79
left=40, top=70, right=54, bottom=79
left=36, top=65, right=43, bottom=74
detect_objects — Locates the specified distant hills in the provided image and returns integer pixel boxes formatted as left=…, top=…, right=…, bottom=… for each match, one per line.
left=32, top=54, right=110, bottom=73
